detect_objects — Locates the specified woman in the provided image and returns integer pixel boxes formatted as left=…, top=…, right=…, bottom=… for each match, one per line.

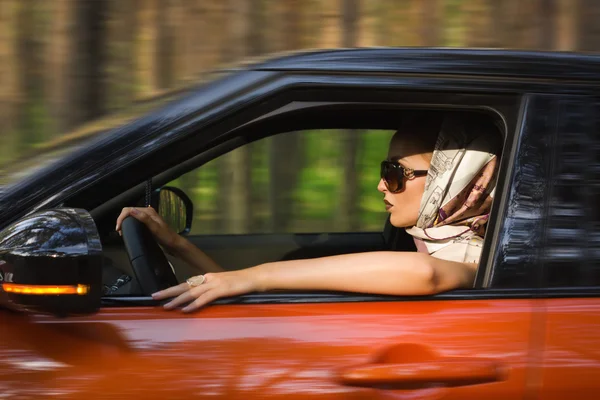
left=116, top=113, right=500, bottom=313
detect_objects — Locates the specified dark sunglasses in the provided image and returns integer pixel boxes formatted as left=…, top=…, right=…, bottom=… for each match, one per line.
left=380, top=161, right=428, bottom=193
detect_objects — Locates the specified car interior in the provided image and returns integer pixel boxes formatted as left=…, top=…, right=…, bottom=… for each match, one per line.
left=63, top=98, right=513, bottom=299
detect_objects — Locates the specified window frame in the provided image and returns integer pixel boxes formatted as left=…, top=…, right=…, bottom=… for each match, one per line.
left=158, top=101, right=516, bottom=291
left=94, top=88, right=527, bottom=305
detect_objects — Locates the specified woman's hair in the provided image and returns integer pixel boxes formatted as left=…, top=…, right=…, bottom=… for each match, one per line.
left=391, top=111, right=501, bottom=163
left=391, top=112, right=444, bottom=162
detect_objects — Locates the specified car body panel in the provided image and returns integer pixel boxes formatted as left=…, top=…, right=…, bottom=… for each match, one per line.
left=540, top=299, right=600, bottom=399
left=1, top=299, right=534, bottom=399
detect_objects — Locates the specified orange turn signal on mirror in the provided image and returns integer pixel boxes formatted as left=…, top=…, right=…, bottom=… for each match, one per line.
left=1, top=283, right=90, bottom=295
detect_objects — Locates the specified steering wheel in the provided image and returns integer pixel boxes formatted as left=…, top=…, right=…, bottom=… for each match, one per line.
left=121, top=216, right=179, bottom=294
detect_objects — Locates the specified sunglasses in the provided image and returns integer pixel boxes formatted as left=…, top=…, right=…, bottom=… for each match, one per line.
left=380, top=161, right=428, bottom=193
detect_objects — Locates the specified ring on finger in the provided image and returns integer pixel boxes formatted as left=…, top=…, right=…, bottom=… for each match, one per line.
left=186, top=275, right=206, bottom=287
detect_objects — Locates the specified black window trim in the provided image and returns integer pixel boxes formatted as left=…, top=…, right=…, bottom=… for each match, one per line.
left=100, top=286, right=600, bottom=308
left=477, top=95, right=530, bottom=288
left=100, top=288, right=539, bottom=308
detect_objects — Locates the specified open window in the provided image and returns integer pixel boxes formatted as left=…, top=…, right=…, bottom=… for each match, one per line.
left=87, top=84, right=519, bottom=300
left=100, top=102, right=511, bottom=293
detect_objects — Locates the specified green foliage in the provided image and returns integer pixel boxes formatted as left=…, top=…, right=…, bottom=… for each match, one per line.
left=169, top=129, right=394, bottom=235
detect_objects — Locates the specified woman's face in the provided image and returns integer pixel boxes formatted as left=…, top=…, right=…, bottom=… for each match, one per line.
left=377, top=135, right=431, bottom=228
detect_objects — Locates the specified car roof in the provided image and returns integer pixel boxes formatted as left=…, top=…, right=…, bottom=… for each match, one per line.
left=246, top=47, right=600, bottom=82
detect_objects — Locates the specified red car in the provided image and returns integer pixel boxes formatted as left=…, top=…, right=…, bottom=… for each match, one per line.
left=0, top=49, right=598, bottom=399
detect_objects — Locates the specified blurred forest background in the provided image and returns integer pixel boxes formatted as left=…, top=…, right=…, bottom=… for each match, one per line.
left=1, top=0, right=599, bottom=235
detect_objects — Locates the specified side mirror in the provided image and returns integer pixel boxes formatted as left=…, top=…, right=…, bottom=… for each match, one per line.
left=0, top=208, right=103, bottom=317
left=152, top=187, right=193, bottom=235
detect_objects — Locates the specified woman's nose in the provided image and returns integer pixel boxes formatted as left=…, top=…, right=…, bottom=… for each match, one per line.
left=377, top=178, right=387, bottom=193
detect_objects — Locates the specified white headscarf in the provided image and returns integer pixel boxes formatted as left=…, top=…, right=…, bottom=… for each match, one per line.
left=406, top=115, right=500, bottom=263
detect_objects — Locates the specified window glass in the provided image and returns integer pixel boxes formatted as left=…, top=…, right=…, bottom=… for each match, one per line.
left=544, top=99, right=600, bottom=287
left=166, top=129, right=395, bottom=235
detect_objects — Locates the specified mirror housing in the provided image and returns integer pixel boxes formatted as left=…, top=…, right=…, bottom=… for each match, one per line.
left=0, top=208, right=102, bottom=317
left=152, top=187, right=193, bottom=235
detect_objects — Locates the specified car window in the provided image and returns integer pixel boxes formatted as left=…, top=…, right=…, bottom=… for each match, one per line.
left=543, top=99, right=600, bottom=287
left=166, top=129, right=395, bottom=235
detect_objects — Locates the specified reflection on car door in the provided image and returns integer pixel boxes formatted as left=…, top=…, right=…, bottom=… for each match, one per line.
left=2, top=297, right=533, bottom=399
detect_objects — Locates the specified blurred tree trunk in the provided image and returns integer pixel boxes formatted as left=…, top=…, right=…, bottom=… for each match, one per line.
left=217, top=0, right=254, bottom=234
left=417, top=0, right=442, bottom=46
left=182, top=0, right=206, bottom=79
left=70, top=1, right=108, bottom=124
left=342, top=0, right=359, bottom=47
left=337, top=0, right=361, bottom=232
left=382, top=0, right=411, bottom=46
left=557, top=0, right=578, bottom=50
left=136, top=0, right=159, bottom=96
left=489, top=1, right=511, bottom=47
left=0, top=0, right=19, bottom=161
left=267, top=0, right=305, bottom=232
left=248, top=0, right=265, bottom=56
left=320, top=0, right=341, bottom=48
left=374, top=0, right=392, bottom=46
left=47, top=1, right=112, bottom=134
left=463, top=0, right=493, bottom=47
left=495, top=0, right=556, bottom=50
left=156, top=0, right=179, bottom=89
left=511, top=0, right=555, bottom=49
left=539, top=0, right=557, bottom=50
left=359, top=0, right=378, bottom=46
left=16, top=0, right=45, bottom=152
left=105, top=0, right=136, bottom=112
left=577, top=0, right=600, bottom=51
left=47, top=0, right=73, bottom=134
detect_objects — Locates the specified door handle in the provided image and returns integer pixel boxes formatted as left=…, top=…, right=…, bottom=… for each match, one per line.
left=338, top=357, right=505, bottom=388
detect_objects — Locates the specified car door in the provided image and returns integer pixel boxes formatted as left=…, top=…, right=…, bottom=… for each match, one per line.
left=533, top=96, right=600, bottom=399
left=0, top=101, right=541, bottom=400
left=1, top=296, right=533, bottom=400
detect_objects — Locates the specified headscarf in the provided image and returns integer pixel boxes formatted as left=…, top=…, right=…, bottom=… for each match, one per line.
left=405, top=115, right=500, bottom=264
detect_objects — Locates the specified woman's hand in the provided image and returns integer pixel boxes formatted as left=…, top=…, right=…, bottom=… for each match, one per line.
left=152, top=270, right=262, bottom=313
left=115, top=207, right=183, bottom=255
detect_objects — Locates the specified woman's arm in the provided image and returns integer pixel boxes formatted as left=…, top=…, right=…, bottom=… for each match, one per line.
left=115, top=207, right=224, bottom=273
left=254, top=252, right=477, bottom=295
left=153, top=251, right=477, bottom=313
left=170, top=235, right=223, bottom=273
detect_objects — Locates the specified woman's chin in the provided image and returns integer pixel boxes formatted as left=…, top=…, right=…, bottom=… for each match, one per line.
left=389, top=214, right=415, bottom=229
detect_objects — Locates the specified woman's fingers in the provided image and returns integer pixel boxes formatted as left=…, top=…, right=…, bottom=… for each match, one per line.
left=115, top=207, right=134, bottom=232
left=116, top=207, right=149, bottom=232
left=117, top=206, right=178, bottom=249
left=182, top=290, right=222, bottom=313
left=116, top=206, right=157, bottom=229
left=163, top=284, right=213, bottom=310
left=152, top=272, right=253, bottom=313
left=151, top=282, right=189, bottom=300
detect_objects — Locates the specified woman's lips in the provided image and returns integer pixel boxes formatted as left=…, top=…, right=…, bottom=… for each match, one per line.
left=384, top=199, right=393, bottom=211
